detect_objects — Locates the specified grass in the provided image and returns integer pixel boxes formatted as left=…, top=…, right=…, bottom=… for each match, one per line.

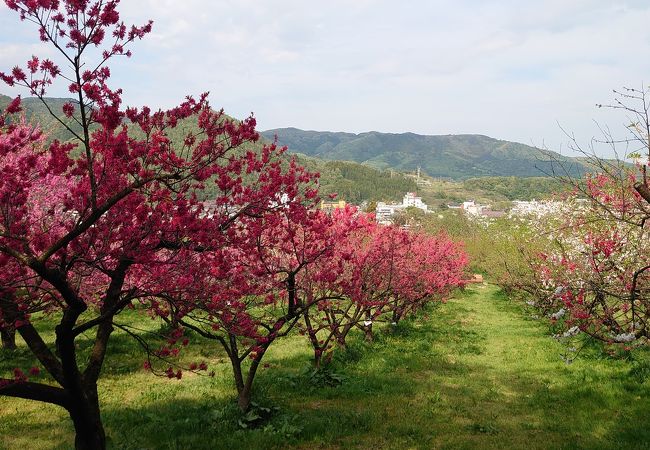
left=2, top=285, right=650, bottom=449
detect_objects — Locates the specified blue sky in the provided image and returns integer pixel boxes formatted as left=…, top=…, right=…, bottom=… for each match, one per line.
left=2, top=0, right=650, bottom=156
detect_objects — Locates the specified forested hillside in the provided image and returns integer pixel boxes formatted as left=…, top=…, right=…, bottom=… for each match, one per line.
left=262, top=127, right=590, bottom=179
left=0, top=94, right=83, bottom=141
left=295, top=156, right=418, bottom=203
left=461, top=177, right=569, bottom=200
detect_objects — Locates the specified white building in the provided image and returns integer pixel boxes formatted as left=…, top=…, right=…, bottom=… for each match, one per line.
left=450, top=200, right=506, bottom=220
left=402, top=192, right=428, bottom=212
left=375, top=203, right=405, bottom=224
left=461, top=200, right=484, bottom=216
left=375, top=192, right=429, bottom=225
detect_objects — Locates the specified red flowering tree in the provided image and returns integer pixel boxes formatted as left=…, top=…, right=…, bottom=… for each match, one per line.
left=0, top=119, right=67, bottom=351
left=164, top=202, right=352, bottom=412
left=385, top=230, right=468, bottom=323
left=296, top=208, right=374, bottom=367
left=0, top=1, right=314, bottom=448
left=300, top=220, right=468, bottom=367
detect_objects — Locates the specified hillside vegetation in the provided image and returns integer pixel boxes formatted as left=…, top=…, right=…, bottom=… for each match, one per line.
left=461, top=176, right=569, bottom=201
left=413, top=176, right=567, bottom=209
left=295, top=156, right=418, bottom=203
left=262, top=127, right=590, bottom=179
left=0, top=94, right=84, bottom=142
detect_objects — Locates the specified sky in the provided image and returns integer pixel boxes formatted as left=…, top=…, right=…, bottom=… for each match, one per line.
left=1, top=0, right=650, bottom=156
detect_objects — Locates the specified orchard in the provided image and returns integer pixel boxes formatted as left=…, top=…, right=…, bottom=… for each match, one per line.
left=5, top=1, right=650, bottom=449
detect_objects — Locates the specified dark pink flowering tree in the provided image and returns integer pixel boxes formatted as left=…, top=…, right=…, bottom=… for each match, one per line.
left=0, top=1, right=315, bottom=448
left=385, top=231, right=468, bottom=324
left=165, top=201, right=350, bottom=412
left=300, top=220, right=468, bottom=367
left=299, top=216, right=392, bottom=365
left=296, top=208, right=370, bottom=367
left=0, top=119, right=67, bottom=351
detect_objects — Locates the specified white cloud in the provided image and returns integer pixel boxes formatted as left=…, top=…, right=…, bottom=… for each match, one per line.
left=1, top=0, right=649, bottom=156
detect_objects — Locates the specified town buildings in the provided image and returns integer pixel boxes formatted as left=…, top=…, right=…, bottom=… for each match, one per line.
left=448, top=200, right=506, bottom=219
left=448, top=199, right=573, bottom=221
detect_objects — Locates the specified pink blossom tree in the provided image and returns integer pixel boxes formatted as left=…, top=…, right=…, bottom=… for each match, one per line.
left=164, top=202, right=351, bottom=412
left=525, top=173, right=650, bottom=350
left=300, top=220, right=468, bottom=367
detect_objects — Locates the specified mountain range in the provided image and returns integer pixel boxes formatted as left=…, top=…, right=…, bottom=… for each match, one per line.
left=261, top=128, right=588, bottom=179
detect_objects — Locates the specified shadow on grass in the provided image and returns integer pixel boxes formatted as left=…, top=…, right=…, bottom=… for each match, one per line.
left=91, top=334, right=650, bottom=450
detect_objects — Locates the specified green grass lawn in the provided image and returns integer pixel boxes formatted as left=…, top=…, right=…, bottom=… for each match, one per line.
left=2, top=285, right=650, bottom=449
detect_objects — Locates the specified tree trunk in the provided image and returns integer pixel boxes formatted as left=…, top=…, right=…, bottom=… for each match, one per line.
left=237, top=385, right=253, bottom=412
left=322, top=349, right=334, bottom=366
left=0, top=295, right=18, bottom=351
left=364, top=326, right=373, bottom=343
left=302, top=313, right=323, bottom=368
left=313, top=349, right=323, bottom=369
left=53, top=299, right=106, bottom=450
left=363, top=311, right=373, bottom=342
left=237, top=357, right=262, bottom=412
left=229, top=355, right=245, bottom=396
left=1, top=327, right=16, bottom=350
left=68, top=384, right=106, bottom=450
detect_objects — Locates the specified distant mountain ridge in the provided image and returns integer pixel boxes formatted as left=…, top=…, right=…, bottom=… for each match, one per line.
left=261, top=127, right=588, bottom=179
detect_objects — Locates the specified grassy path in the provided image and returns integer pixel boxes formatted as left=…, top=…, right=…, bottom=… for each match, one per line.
left=2, top=285, right=650, bottom=449
left=409, top=284, right=650, bottom=449
left=274, top=283, right=650, bottom=449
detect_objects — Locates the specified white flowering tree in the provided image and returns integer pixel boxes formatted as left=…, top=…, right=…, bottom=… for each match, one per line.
left=508, top=87, right=650, bottom=354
